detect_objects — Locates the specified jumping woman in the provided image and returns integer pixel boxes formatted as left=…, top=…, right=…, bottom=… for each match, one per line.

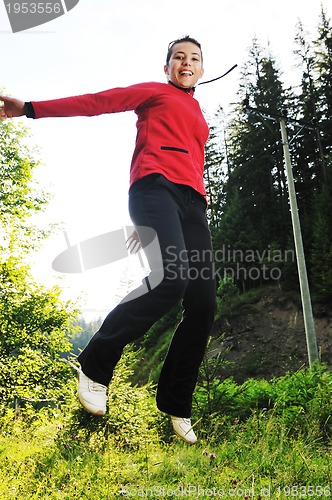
left=0, top=35, right=217, bottom=444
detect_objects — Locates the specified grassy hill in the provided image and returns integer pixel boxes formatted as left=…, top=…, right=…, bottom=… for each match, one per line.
left=1, top=286, right=331, bottom=499
left=1, top=347, right=332, bottom=498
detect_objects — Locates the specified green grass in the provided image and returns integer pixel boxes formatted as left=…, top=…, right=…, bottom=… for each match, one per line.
left=1, top=362, right=331, bottom=499
left=0, top=416, right=331, bottom=499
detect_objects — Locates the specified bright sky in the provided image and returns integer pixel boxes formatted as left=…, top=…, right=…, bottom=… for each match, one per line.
left=1, top=0, right=330, bottom=319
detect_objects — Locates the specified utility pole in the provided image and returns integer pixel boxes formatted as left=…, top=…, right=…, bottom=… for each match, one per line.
left=279, top=117, right=318, bottom=368
left=244, top=102, right=319, bottom=368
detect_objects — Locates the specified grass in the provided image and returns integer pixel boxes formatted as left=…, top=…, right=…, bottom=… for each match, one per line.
left=1, top=431, right=331, bottom=498
left=1, top=404, right=331, bottom=499
left=1, top=360, right=331, bottom=499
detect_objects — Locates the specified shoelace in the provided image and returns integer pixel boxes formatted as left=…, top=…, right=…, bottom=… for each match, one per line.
left=89, top=379, right=106, bottom=393
left=65, top=359, right=80, bottom=372
left=64, top=359, right=106, bottom=394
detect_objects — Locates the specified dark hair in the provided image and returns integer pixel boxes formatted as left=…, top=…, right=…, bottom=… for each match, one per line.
left=166, top=35, right=203, bottom=65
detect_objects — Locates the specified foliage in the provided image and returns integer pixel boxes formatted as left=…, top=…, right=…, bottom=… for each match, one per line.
left=138, top=303, right=181, bottom=351
left=215, top=275, right=240, bottom=317
left=0, top=256, right=78, bottom=413
left=0, top=8, right=331, bottom=498
left=194, top=354, right=332, bottom=445
left=130, top=304, right=181, bottom=385
left=67, top=316, right=102, bottom=356
left=0, top=108, right=79, bottom=415
left=310, top=179, right=332, bottom=301
left=0, top=118, right=50, bottom=255
left=204, top=106, right=227, bottom=227
left=57, top=348, right=161, bottom=451
left=211, top=40, right=294, bottom=295
left=0, top=119, right=43, bottom=216
left=0, top=362, right=331, bottom=498
left=203, top=7, right=332, bottom=301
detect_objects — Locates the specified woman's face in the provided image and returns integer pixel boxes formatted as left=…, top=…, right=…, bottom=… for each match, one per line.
left=164, top=41, right=204, bottom=89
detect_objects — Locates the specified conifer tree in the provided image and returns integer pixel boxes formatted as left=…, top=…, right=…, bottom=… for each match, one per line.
left=204, top=106, right=226, bottom=230
left=310, top=182, right=332, bottom=301
left=310, top=9, right=332, bottom=299
left=292, top=20, right=326, bottom=223
left=216, top=40, right=293, bottom=290
left=313, top=7, right=332, bottom=170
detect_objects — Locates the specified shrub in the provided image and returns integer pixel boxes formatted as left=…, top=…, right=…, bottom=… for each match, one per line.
left=194, top=345, right=332, bottom=444
left=56, top=348, right=162, bottom=453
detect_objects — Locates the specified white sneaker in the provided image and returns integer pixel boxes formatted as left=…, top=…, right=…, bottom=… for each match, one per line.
left=77, top=370, right=107, bottom=416
left=65, top=359, right=107, bottom=415
left=171, top=416, right=197, bottom=444
left=66, top=360, right=107, bottom=416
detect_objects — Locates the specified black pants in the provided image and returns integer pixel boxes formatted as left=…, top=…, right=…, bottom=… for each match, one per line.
left=78, top=174, right=216, bottom=418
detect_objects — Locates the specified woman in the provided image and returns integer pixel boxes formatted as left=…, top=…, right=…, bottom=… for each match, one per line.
left=0, top=35, right=216, bottom=444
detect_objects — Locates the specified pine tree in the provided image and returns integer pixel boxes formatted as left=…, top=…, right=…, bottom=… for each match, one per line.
left=204, top=106, right=227, bottom=229
left=294, top=7, right=332, bottom=300
left=292, top=15, right=332, bottom=234
left=310, top=182, right=332, bottom=301
left=314, top=6, right=332, bottom=170
left=216, top=39, right=293, bottom=290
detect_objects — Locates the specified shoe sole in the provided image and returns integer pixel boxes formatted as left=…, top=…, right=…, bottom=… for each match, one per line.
left=172, top=424, right=197, bottom=444
left=173, top=429, right=197, bottom=444
left=78, top=396, right=106, bottom=416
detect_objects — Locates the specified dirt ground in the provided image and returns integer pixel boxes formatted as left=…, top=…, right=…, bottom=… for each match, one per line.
left=213, top=287, right=332, bottom=382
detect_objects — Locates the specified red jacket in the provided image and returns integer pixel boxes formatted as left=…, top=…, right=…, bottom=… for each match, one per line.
left=31, top=82, right=209, bottom=196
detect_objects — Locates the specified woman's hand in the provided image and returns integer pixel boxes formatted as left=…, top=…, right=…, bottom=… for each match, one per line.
left=0, top=95, right=26, bottom=120
left=126, top=230, right=142, bottom=254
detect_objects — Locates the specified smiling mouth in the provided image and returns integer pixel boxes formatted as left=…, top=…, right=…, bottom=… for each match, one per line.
left=179, top=71, right=193, bottom=76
